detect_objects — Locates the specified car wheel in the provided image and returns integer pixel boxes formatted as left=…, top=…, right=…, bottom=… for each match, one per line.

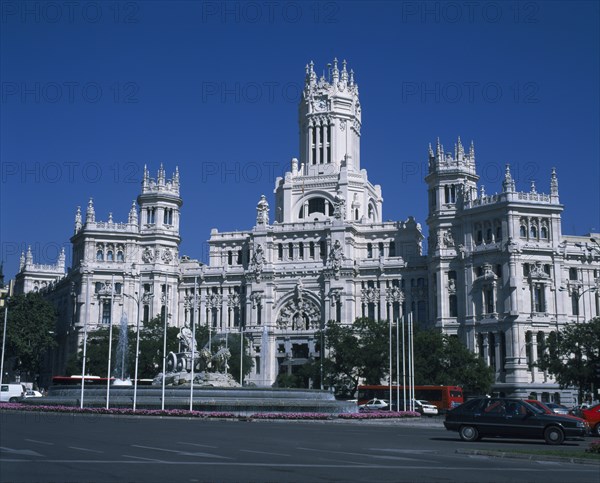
left=459, top=425, right=479, bottom=442
left=594, top=424, right=600, bottom=437
left=544, top=426, right=564, bottom=445
left=8, top=397, right=18, bottom=403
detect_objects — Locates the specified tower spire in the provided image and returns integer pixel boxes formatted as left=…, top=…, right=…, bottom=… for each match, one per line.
left=550, top=167, right=559, bottom=198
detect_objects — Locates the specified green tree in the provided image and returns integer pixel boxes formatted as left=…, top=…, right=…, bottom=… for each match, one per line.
left=313, top=318, right=390, bottom=397
left=412, top=329, right=494, bottom=396
left=314, top=318, right=494, bottom=398
left=0, top=293, right=57, bottom=382
left=536, top=317, right=600, bottom=401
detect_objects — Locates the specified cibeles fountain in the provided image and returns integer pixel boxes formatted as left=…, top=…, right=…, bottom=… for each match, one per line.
left=154, top=327, right=240, bottom=388
left=36, top=326, right=356, bottom=415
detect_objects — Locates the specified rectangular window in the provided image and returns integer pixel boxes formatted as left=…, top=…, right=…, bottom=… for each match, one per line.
left=534, top=284, right=545, bottom=313
left=102, top=301, right=111, bottom=324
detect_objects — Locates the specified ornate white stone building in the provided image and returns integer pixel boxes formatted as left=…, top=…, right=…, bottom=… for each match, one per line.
left=15, top=60, right=600, bottom=403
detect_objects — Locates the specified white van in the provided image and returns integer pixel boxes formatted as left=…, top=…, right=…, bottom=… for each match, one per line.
left=1, top=383, right=25, bottom=402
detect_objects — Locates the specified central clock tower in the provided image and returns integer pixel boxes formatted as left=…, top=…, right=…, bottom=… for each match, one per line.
left=298, top=58, right=362, bottom=176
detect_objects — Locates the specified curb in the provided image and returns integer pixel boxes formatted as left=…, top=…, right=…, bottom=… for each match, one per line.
left=455, top=448, right=600, bottom=466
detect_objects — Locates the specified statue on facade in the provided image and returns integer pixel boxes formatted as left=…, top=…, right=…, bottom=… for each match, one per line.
left=256, top=195, right=269, bottom=226
left=333, top=193, right=346, bottom=220
left=250, top=243, right=265, bottom=280
left=328, top=239, right=344, bottom=279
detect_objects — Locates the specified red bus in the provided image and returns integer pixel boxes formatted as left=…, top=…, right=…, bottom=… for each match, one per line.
left=357, top=385, right=463, bottom=411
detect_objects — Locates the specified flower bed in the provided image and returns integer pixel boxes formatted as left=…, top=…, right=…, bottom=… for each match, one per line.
left=0, top=402, right=421, bottom=420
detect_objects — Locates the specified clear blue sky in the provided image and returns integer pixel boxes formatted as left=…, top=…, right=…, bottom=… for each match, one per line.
left=1, top=0, right=599, bottom=279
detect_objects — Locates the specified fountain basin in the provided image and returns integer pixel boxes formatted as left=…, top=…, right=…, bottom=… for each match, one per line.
left=22, top=385, right=358, bottom=415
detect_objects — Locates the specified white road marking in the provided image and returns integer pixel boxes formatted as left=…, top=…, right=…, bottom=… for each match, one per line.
left=240, top=449, right=292, bottom=457
left=0, top=447, right=44, bottom=457
left=0, top=460, right=596, bottom=473
left=24, top=439, right=54, bottom=446
left=69, top=446, right=104, bottom=454
left=177, top=442, right=218, bottom=449
left=297, top=446, right=420, bottom=461
left=132, top=444, right=231, bottom=459
left=122, top=454, right=165, bottom=462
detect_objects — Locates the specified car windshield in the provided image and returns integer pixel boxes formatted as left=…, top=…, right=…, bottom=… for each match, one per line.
left=522, top=401, right=545, bottom=414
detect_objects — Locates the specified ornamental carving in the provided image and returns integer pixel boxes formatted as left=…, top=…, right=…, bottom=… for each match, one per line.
left=361, top=287, right=380, bottom=304
left=276, top=281, right=321, bottom=331
left=162, top=248, right=173, bottom=264
left=529, top=261, right=550, bottom=280
left=385, top=286, right=404, bottom=303
left=142, top=247, right=155, bottom=263
left=329, top=288, right=342, bottom=305
left=206, top=292, right=222, bottom=309
left=228, top=292, right=242, bottom=308
left=250, top=291, right=263, bottom=308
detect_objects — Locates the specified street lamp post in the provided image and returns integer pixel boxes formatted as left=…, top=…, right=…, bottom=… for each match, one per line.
left=79, top=272, right=91, bottom=408
left=122, top=271, right=148, bottom=412
left=0, top=296, right=9, bottom=390
left=561, top=285, right=598, bottom=324
left=189, top=276, right=198, bottom=412
left=161, top=274, right=169, bottom=411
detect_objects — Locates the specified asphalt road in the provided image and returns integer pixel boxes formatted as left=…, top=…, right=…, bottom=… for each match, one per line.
left=0, top=412, right=598, bottom=483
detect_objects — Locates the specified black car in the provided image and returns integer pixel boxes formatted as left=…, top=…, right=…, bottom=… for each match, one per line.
left=444, top=398, right=587, bottom=445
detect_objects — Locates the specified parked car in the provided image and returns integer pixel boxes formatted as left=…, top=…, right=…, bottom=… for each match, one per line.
left=359, top=398, right=389, bottom=411
left=444, top=397, right=587, bottom=445
left=0, top=384, right=25, bottom=403
left=544, top=402, right=570, bottom=415
left=525, top=399, right=590, bottom=433
left=394, top=399, right=438, bottom=416
left=23, top=390, right=43, bottom=398
left=572, top=403, right=600, bottom=436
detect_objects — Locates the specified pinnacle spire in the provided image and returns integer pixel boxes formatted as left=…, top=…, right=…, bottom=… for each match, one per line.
left=550, top=167, right=559, bottom=197
left=86, top=198, right=95, bottom=223
left=502, top=164, right=515, bottom=192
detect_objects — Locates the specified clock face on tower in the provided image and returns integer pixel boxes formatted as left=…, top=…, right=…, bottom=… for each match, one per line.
left=315, top=97, right=327, bottom=112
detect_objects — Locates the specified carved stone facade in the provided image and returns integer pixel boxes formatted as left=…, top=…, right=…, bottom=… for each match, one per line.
left=15, top=61, right=600, bottom=402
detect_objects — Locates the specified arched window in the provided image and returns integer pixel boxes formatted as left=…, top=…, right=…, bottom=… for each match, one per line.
left=299, top=242, right=304, bottom=259
left=520, top=225, right=527, bottom=237
left=237, top=249, right=242, bottom=265
left=227, top=251, right=233, bottom=265
left=308, top=197, right=326, bottom=215
left=354, top=209, right=359, bottom=220
left=368, top=204, right=374, bottom=219
left=530, top=225, right=537, bottom=238
left=389, top=241, right=396, bottom=257
left=309, top=241, right=315, bottom=258
left=96, top=250, right=104, bottom=261
left=496, top=226, right=502, bottom=241
left=117, top=250, right=124, bottom=262
left=367, top=243, right=373, bottom=258
left=277, top=244, right=283, bottom=260
left=540, top=226, right=548, bottom=239
left=107, top=250, right=114, bottom=262
left=378, top=242, right=384, bottom=258
left=486, top=228, right=492, bottom=243
left=288, top=242, right=294, bottom=260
